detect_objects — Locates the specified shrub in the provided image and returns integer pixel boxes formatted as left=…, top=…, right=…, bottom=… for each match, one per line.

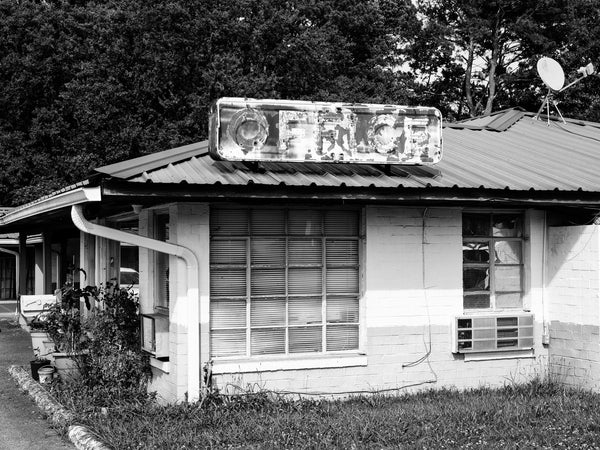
left=79, top=283, right=151, bottom=400
left=44, top=282, right=96, bottom=353
left=47, top=281, right=151, bottom=407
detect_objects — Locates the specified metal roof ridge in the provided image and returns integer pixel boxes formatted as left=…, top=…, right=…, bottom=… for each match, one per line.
left=446, top=108, right=527, bottom=131
left=95, top=141, right=209, bottom=179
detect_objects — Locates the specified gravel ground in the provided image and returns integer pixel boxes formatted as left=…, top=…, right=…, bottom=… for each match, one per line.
left=0, top=319, right=73, bottom=450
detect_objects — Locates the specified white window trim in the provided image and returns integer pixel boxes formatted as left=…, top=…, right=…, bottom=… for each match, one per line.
left=464, top=349, right=534, bottom=362
left=462, top=209, right=526, bottom=312
left=149, top=357, right=170, bottom=373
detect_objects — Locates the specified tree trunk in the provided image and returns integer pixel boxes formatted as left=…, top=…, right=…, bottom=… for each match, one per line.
left=464, top=36, right=475, bottom=117
left=484, top=14, right=502, bottom=116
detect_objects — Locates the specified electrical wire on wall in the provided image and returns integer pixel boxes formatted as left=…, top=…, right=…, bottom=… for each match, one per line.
left=207, top=208, right=440, bottom=399
left=401, top=208, right=437, bottom=383
left=562, top=218, right=599, bottom=264
left=216, top=209, right=438, bottom=398
left=220, top=380, right=439, bottom=398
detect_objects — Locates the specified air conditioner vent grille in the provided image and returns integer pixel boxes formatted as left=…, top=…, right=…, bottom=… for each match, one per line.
left=452, top=314, right=534, bottom=353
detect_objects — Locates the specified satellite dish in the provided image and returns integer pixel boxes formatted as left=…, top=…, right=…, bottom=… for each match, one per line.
left=537, top=57, right=565, bottom=91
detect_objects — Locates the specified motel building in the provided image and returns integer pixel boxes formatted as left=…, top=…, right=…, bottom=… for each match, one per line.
left=1, top=99, right=600, bottom=402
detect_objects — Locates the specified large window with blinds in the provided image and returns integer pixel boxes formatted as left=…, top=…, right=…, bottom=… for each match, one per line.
left=210, top=207, right=361, bottom=358
left=154, top=213, right=170, bottom=311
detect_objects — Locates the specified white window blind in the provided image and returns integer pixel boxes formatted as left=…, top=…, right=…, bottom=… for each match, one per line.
left=210, top=207, right=360, bottom=358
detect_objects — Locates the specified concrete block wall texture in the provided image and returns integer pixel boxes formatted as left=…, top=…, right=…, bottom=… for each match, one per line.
left=208, top=206, right=548, bottom=398
left=547, top=225, right=600, bottom=390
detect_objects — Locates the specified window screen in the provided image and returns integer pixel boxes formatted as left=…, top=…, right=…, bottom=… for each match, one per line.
left=155, top=214, right=170, bottom=310
left=462, top=212, right=524, bottom=310
left=210, top=208, right=360, bottom=357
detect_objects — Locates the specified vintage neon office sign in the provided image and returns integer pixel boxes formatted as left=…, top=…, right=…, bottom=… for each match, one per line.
left=209, top=97, right=442, bottom=165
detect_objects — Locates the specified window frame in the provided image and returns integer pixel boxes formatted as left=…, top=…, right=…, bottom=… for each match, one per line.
left=105, top=214, right=140, bottom=293
left=152, top=211, right=170, bottom=314
left=462, top=210, right=525, bottom=312
left=209, top=206, right=363, bottom=360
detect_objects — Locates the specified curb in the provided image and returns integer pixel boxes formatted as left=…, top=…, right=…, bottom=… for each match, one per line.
left=9, top=365, right=113, bottom=450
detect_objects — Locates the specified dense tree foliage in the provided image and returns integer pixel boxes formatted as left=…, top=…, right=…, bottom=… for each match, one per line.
left=414, top=0, right=600, bottom=119
left=0, top=0, right=599, bottom=205
left=0, top=0, right=423, bottom=205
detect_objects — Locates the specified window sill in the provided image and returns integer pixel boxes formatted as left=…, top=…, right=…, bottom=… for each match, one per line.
left=150, top=357, right=170, bottom=373
left=464, top=349, right=534, bottom=362
left=212, top=354, right=367, bottom=374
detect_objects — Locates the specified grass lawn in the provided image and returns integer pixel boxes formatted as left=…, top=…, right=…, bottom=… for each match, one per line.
left=51, top=379, right=600, bottom=449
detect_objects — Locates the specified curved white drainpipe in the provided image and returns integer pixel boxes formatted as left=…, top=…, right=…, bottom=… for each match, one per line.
left=71, top=205, right=200, bottom=402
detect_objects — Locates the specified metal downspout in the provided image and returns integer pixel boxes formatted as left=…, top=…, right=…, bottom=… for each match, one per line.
left=71, top=205, right=201, bottom=402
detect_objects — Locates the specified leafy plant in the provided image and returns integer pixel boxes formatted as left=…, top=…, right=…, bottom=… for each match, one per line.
left=43, top=282, right=96, bottom=353
left=79, top=282, right=151, bottom=399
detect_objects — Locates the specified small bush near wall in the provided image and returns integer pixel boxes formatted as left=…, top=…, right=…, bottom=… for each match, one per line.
left=50, top=283, right=152, bottom=405
left=81, top=283, right=151, bottom=398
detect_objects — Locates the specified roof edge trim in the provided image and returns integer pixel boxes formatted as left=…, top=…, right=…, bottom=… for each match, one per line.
left=96, top=141, right=209, bottom=180
left=0, top=186, right=102, bottom=226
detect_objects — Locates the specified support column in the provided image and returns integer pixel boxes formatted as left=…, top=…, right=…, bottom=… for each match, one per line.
left=18, top=233, right=27, bottom=304
left=80, top=232, right=95, bottom=288
left=42, top=232, right=53, bottom=294
left=34, top=245, right=43, bottom=294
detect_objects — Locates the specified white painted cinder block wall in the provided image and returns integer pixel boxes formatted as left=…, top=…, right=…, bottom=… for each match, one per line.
left=143, top=204, right=549, bottom=401
left=547, top=225, right=600, bottom=389
left=210, top=206, right=548, bottom=397
left=142, top=204, right=209, bottom=402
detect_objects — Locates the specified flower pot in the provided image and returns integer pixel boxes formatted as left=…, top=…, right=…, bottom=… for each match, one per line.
left=52, top=352, right=82, bottom=381
left=30, top=359, right=51, bottom=381
left=37, top=365, right=55, bottom=384
left=30, top=331, right=55, bottom=362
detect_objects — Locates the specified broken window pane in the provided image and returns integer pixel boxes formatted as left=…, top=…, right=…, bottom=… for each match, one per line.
left=463, top=242, right=490, bottom=263
left=462, top=214, right=489, bottom=237
left=493, top=214, right=522, bottom=237
left=463, top=267, right=490, bottom=291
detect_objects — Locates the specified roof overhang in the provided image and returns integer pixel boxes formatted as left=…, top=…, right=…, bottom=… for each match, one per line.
left=99, top=178, right=600, bottom=210
left=0, top=186, right=102, bottom=228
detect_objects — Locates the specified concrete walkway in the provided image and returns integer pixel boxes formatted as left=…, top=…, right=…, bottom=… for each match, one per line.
left=0, top=318, right=73, bottom=450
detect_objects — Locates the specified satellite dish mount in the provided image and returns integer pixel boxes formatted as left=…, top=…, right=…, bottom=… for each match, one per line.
left=535, top=57, right=566, bottom=124
left=535, top=57, right=597, bottom=124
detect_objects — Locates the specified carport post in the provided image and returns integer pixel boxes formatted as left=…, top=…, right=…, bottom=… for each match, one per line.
left=17, top=232, right=27, bottom=309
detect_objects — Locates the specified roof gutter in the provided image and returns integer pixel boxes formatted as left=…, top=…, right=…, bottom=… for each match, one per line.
left=0, top=186, right=102, bottom=226
left=70, top=204, right=201, bottom=402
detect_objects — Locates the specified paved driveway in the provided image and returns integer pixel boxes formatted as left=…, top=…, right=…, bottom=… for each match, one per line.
left=0, top=319, right=73, bottom=449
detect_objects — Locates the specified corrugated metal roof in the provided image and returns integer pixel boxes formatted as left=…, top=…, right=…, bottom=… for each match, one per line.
left=96, top=141, right=208, bottom=179
left=96, top=110, right=600, bottom=194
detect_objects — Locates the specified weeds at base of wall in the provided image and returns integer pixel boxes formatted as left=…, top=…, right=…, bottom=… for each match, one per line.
left=547, top=355, right=600, bottom=390
left=502, top=355, right=550, bottom=388
left=45, top=376, right=600, bottom=449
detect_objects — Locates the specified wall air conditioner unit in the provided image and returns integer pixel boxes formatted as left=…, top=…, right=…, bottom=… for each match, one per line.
left=141, top=314, right=169, bottom=359
left=452, top=314, right=534, bottom=353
